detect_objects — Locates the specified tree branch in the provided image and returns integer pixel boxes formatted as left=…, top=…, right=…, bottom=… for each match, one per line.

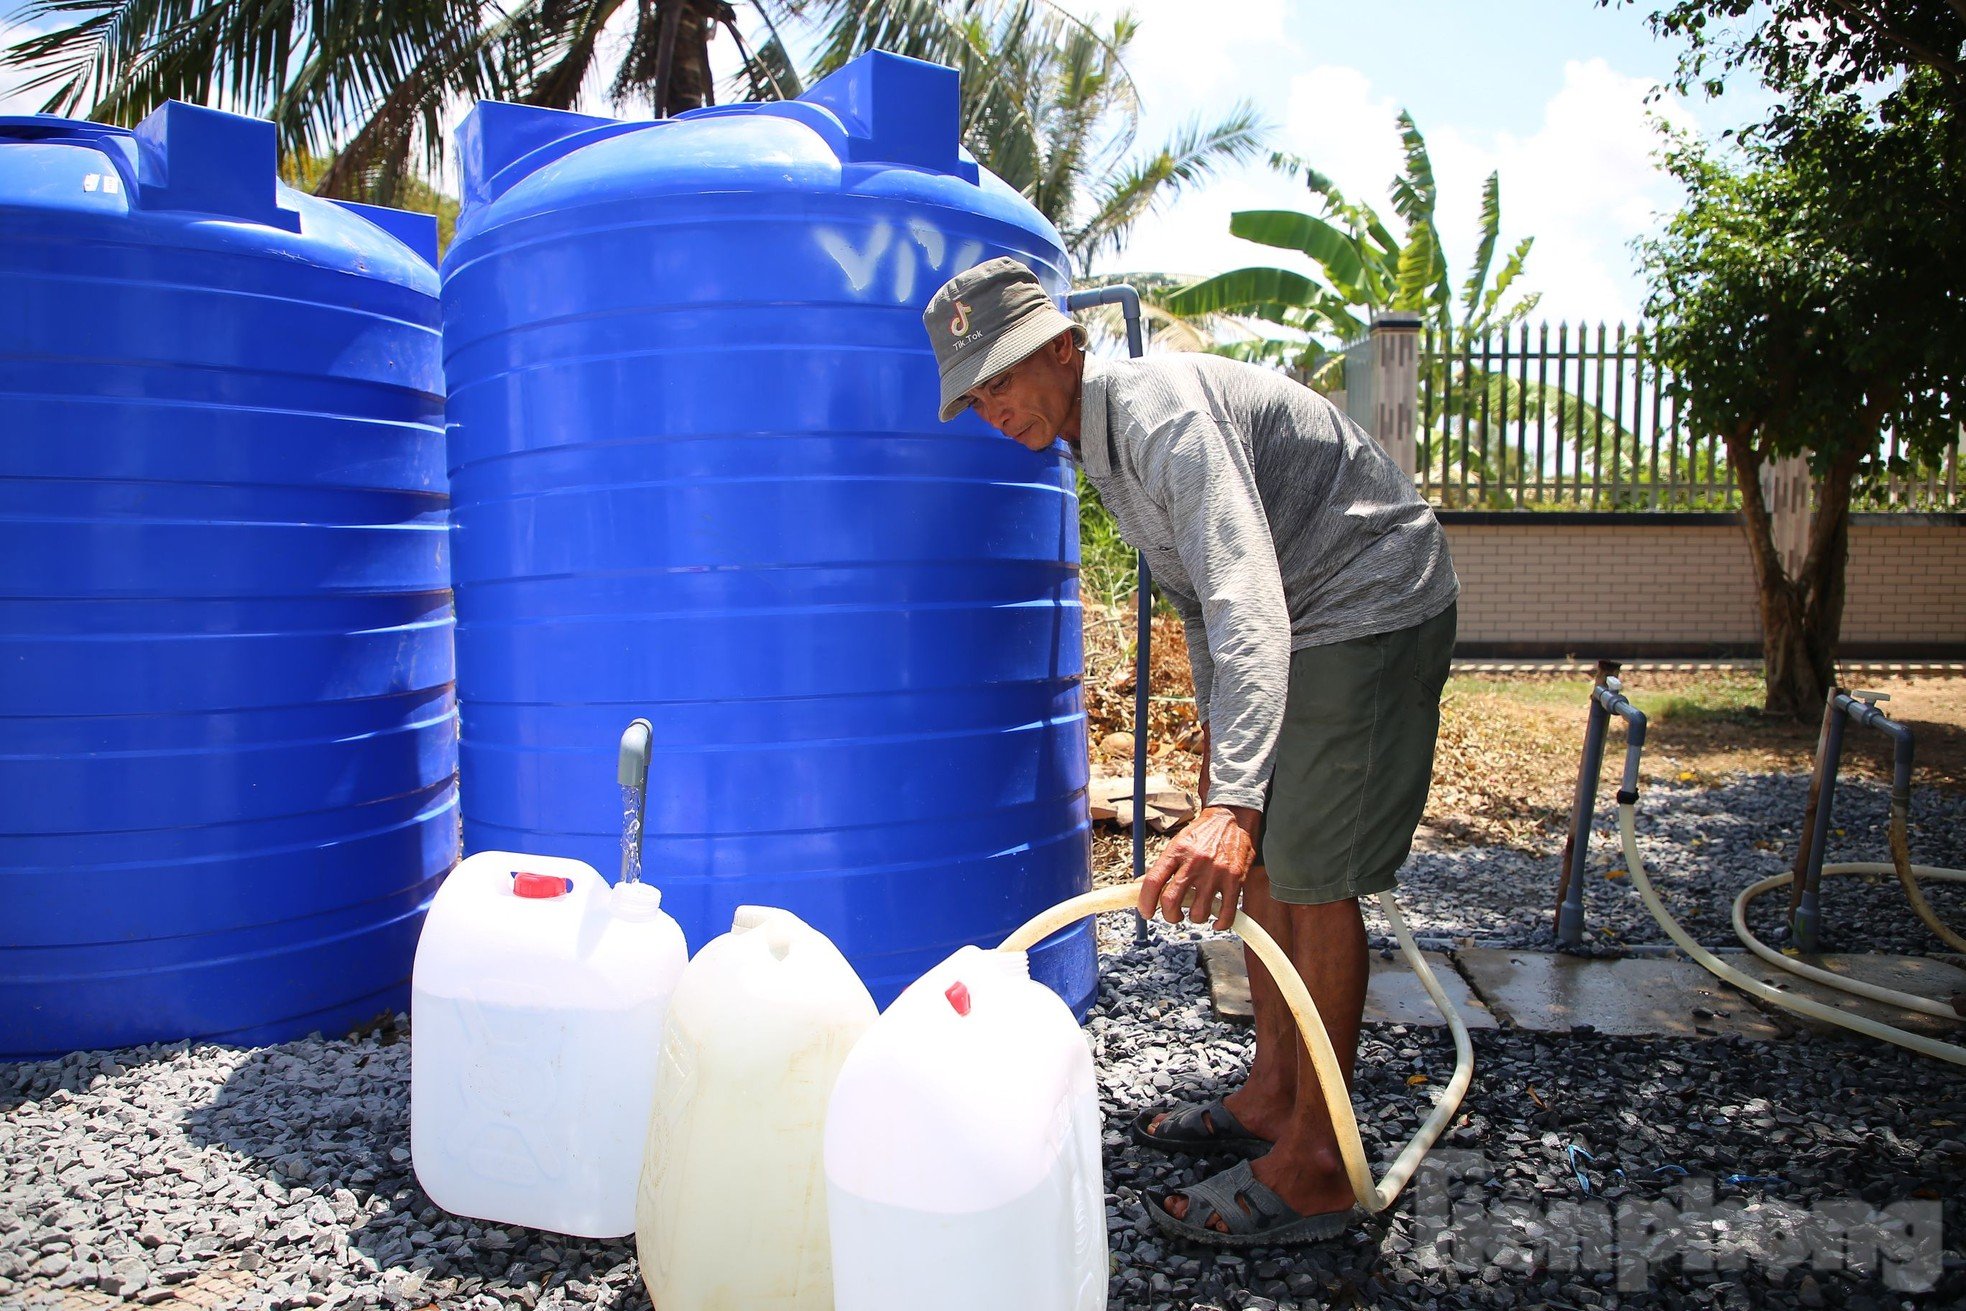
left=1820, top=0, right=1966, bottom=82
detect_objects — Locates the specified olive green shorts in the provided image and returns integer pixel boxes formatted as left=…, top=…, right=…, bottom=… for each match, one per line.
left=1258, top=601, right=1457, bottom=906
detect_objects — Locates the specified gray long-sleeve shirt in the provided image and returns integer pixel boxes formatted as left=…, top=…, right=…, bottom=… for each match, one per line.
left=1075, top=352, right=1459, bottom=811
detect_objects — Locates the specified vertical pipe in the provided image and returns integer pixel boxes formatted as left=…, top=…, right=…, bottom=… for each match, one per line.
left=1792, top=691, right=1849, bottom=954
left=1790, top=691, right=1840, bottom=922
left=1555, top=661, right=1619, bottom=948
left=1124, top=304, right=1150, bottom=944
left=1063, top=284, right=1150, bottom=943
left=1133, top=554, right=1152, bottom=946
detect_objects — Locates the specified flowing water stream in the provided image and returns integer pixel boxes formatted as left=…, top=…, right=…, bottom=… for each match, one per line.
left=620, top=783, right=644, bottom=884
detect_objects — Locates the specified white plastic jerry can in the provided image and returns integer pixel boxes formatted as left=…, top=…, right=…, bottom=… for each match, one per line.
left=410, top=851, right=687, bottom=1238
left=636, top=906, right=877, bottom=1311
left=825, top=945, right=1108, bottom=1311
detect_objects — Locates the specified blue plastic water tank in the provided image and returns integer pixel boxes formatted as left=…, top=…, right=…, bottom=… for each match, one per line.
left=0, top=103, right=457, bottom=1059
left=443, top=52, right=1093, bottom=1010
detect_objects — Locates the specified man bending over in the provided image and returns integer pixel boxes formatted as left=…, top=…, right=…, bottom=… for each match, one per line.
left=921, top=257, right=1458, bottom=1247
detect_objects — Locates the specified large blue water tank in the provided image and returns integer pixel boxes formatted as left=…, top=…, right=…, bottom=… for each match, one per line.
left=0, top=103, right=457, bottom=1059
left=443, top=52, right=1092, bottom=1009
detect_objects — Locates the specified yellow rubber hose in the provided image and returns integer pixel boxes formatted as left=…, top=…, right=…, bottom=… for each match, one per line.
left=1885, top=802, right=1966, bottom=954
left=998, top=883, right=1474, bottom=1214
left=1616, top=806, right=1966, bottom=1066
left=1731, top=864, right=1966, bottom=1021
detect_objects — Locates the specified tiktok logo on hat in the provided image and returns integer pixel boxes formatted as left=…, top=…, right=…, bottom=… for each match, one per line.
left=949, top=299, right=974, bottom=346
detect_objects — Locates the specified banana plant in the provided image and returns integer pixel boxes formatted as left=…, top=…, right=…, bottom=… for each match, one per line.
left=1160, top=112, right=1539, bottom=353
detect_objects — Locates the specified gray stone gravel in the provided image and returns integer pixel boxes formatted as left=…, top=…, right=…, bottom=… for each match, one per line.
left=1091, top=927, right=1964, bottom=1311
left=1377, top=775, right=1966, bottom=958
left=3, top=772, right=1962, bottom=1311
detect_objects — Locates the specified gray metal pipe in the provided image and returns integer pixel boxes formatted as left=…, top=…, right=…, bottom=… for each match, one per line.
left=1795, top=694, right=1848, bottom=952
left=1559, top=675, right=1648, bottom=949
left=1592, top=679, right=1649, bottom=804
left=1793, top=690, right=1917, bottom=951
left=1836, top=691, right=1915, bottom=804
left=1066, top=284, right=1152, bottom=941
left=1065, top=284, right=1144, bottom=359
left=1558, top=694, right=1609, bottom=949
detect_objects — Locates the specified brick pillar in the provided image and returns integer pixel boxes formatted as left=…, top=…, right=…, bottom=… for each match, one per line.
left=1367, top=311, right=1423, bottom=478
left=1762, top=453, right=1810, bottom=576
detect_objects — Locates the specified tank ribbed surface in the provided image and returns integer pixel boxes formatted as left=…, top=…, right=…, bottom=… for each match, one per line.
left=0, top=104, right=457, bottom=1059
left=442, top=53, right=1093, bottom=1009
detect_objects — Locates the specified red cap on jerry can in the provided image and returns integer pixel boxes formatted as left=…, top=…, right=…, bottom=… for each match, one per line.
left=944, top=981, right=972, bottom=1016
left=513, top=872, right=570, bottom=899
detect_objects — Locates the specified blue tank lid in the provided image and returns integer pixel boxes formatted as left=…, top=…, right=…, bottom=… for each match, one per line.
left=450, top=52, right=1062, bottom=262
left=0, top=101, right=439, bottom=285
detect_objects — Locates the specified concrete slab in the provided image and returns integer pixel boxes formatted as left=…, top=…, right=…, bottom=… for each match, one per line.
left=1734, top=953, right=1966, bottom=1039
left=1455, top=948, right=1784, bottom=1039
left=1199, top=939, right=1251, bottom=1020
left=1198, top=939, right=1497, bottom=1030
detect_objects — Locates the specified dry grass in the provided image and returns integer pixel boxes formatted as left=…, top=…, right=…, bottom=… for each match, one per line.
left=1083, top=603, right=1966, bottom=858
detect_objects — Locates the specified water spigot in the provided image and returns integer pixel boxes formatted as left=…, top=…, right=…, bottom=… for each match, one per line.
left=619, top=719, right=652, bottom=790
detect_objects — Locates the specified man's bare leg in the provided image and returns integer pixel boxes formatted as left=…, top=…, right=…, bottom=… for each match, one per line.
left=1163, top=896, right=1368, bottom=1226
left=1216, top=865, right=1297, bottom=1140
left=1143, top=865, right=1297, bottom=1143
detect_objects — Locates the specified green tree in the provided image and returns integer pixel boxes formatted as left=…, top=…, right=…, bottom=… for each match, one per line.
left=1638, top=78, right=1965, bottom=716
left=1617, top=0, right=1965, bottom=119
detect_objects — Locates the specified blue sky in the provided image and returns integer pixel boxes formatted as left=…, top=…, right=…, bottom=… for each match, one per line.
left=1, top=1, right=1771, bottom=324
left=1053, top=0, right=1772, bottom=325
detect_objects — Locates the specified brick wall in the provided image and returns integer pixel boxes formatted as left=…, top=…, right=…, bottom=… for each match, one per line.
left=1843, top=519, right=1966, bottom=648
left=1441, top=513, right=1966, bottom=657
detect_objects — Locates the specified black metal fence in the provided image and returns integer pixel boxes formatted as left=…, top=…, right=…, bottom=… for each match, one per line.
left=1415, top=323, right=1962, bottom=512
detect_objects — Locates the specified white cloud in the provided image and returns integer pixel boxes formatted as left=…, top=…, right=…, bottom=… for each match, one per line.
left=1433, top=58, right=1700, bottom=325
left=1279, top=64, right=1405, bottom=204
left=1, top=18, right=59, bottom=117
left=1102, top=53, right=1702, bottom=327
left=1100, top=0, right=1292, bottom=105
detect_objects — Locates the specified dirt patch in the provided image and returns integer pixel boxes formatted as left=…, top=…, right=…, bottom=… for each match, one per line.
left=1083, top=603, right=1966, bottom=858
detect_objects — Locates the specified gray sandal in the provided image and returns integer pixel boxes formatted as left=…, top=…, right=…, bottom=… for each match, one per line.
left=1147, top=1159, right=1355, bottom=1248
left=1129, top=1097, right=1269, bottom=1155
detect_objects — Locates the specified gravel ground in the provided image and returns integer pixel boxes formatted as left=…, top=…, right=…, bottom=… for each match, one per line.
left=4, top=770, right=1963, bottom=1311
left=1093, top=928, right=1965, bottom=1311
left=1377, top=775, right=1966, bottom=957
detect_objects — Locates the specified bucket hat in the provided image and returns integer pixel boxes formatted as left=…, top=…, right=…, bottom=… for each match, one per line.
left=924, top=257, right=1086, bottom=422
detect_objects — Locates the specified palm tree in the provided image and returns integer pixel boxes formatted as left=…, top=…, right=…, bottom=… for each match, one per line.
left=4, top=0, right=1262, bottom=253
left=937, top=9, right=1264, bottom=271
